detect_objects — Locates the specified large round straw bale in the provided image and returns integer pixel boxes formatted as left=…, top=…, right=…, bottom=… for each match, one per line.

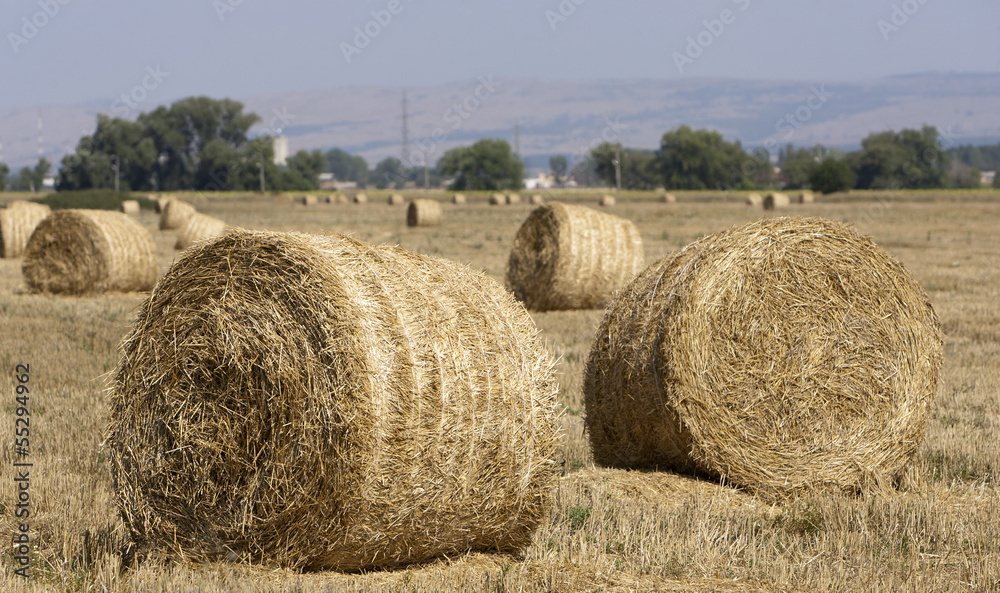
left=506, top=202, right=644, bottom=311
left=584, top=217, right=944, bottom=496
left=451, top=193, right=467, bottom=205
left=154, top=196, right=173, bottom=214
left=120, top=199, right=141, bottom=215
left=174, top=212, right=228, bottom=250
left=22, top=209, right=157, bottom=294
left=746, top=193, right=763, bottom=207
left=299, top=194, right=318, bottom=206
left=1, top=201, right=51, bottom=258
left=387, top=193, right=405, bottom=206
left=660, top=193, right=677, bottom=204
left=529, top=194, right=545, bottom=205
left=353, top=192, right=368, bottom=204
left=763, top=192, right=790, bottom=210
left=107, top=230, right=559, bottom=571
left=159, top=199, right=197, bottom=230
left=797, top=190, right=815, bottom=204
left=489, top=193, right=505, bottom=206
left=599, top=195, right=616, bottom=207
left=506, top=193, right=521, bottom=205
left=406, top=199, right=442, bottom=227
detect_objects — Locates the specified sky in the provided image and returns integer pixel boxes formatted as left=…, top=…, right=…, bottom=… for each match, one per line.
left=2, top=0, right=999, bottom=109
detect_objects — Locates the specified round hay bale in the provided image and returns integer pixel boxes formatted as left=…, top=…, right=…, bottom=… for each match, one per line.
left=273, top=194, right=294, bottom=207
left=584, top=217, right=944, bottom=496
left=451, top=193, right=467, bottom=205
left=325, top=193, right=349, bottom=205
left=599, top=195, right=616, bottom=207
left=299, top=194, right=318, bottom=206
left=505, top=202, right=644, bottom=311
left=120, top=199, right=141, bottom=216
left=489, top=193, right=505, bottom=206
left=1, top=201, right=51, bottom=259
left=660, top=193, right=677, bottom=204
left=797, top=190, right=815, bottom=204
left=154, top=195, right=174, bottom=214
left=175, top=212, right=228, bottom=250
left=353, top=192, right=368, bottom=204
left=22, top=209, right=157, bottom=294
left=159, top=200, right=196, bottom=230
left=407, top=199, right=442, bottom=227
left=387, top=193, right=405, bottom=206
left=506, top=193, right=521, bottom=205
left=763, top=192, right=790, bottom=210
left=529, top=194, right=545, bottom=205
left=107, top=230, right=560, bottom=571
left=746, top=193, right=763, bottom=207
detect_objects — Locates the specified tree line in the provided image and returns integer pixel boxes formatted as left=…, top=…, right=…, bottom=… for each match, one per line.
left=2, top=95, right=999, bottom=193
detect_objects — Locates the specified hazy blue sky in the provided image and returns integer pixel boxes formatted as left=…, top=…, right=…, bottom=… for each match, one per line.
left=2, top=0, right=998, bottom=108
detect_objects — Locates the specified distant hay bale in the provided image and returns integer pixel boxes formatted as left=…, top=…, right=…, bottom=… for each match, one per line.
left=107, top=230, right=560, bottom=571
left=387, top=193, right=405, bottom=206
left=353, top=192, right=368, bottom=204
left=22, top=209, right=157, bottom=294
left=273, top=194, right=293, bottom=207
left=660, top=193, right=677, bottom=204
left=154, top=196, right=173, bottom=214
left=407, top=199, right=442, bottom=227
left=325, top=193, right=348, bottom=204
left=746, top=193, right=763, bottom=207
left=120, top=200, right=141, bottom=215
left=506, top=202, right=644, bottom=311
left=1, top=201, right=51, bottom=259
left=159, top=200, right=196, bottom=230
left=529, top=194, right=545, bottom=205
left=763, top=192, right=790, bottom=210
left=451, top=193, right=467, bottom=205
left=489, top=193, right=505, bottom=206
left=174, top=212, right=228, bottom=250
left=599, top=195, right=616, bottom=207
left=506, top=193, right=521, bottom=205
left=797, top=190, right=815, bottom=204
left=299, top=195, right=318, bottom=206
left=584, top=217, right=944, bottom=496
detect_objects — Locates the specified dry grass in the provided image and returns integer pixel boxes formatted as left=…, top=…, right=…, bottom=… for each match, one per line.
left=1, top=190, right=999, bottom=591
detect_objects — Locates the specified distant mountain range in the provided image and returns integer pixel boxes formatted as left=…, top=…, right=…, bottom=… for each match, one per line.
left=3, top=72, right=999, bottom=172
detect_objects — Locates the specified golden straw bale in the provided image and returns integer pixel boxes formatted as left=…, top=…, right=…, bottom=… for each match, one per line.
left=273, top=194, right=293, bottom=207
left=746, top=193, right=763, bottom=207
left=489, top=193, right=505, bottom=206
left=797, top=190, right=815, bottom=204
left=120, top=200, right=141, bottom=215
left=353, top=192, right=368, bottom=204
left=0, top=201, right=51, bottom=258
left=154, top=196, right=173, bottom=214
left=451, top=193, right=467, bottom=205
left=387, top=193, right=405, bottom=206
left=174, top=212, right=228, bottom=250
left=159, top=200, right=196, bottom=230
left=22, top=209, right=157, bottom=294
left=506, top=193, right=521, bottom=205
left=299, top=194, right=318, bottom=206
left=506, top=202, right=644, bottom=311
left=584, top=217, right=944, bottom=497
left=599, top=195, right=616, bottom=207
left=529, top=194, right=545, bottom=205
left=660, top=192, right=677, bottom=204
left=407, top=199, right=442, bottom=227
left=107, top=230, right=560, bottom=571
left=763, top=192, right=790, bottom=210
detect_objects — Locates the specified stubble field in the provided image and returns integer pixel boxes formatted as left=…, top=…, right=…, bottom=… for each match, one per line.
left=0, top=189, right=998, bottom=592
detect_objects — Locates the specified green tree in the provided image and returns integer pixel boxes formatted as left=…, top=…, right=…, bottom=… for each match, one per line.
left=437, top=139, right=523, bottom=191
left=994, top=170, right=1000, bottom=189
left=568, top=156, right=599, bottom=186
left=590, top=143, right=661, bottom=190
left=779, top=145, right=819, bottom=189
left=371, top=157, right=405, bottom=189
left=325, top=148, right=370, bottom=186
left=58, top=116, right=156, bottom=191
left=852, top=126, right=949, bottom=190
left=281, top=149, right=326, bottom=190
left=808, top=158, right=855, bottom=194
left=549, top=155, right=568, bottom=185
left=12, top=158, right=51, bottom=192
left=0, top=162, right=8, bottom=191
left=658, top=126, right=750, bottom=190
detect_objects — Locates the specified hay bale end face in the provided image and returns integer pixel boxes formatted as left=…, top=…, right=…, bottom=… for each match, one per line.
left=353, top=192, right=368, bottom=204
left=746, top=193, right=763, bottom=207
left=798, top=190, right=815, bottom=204
left=763, top=192, right=790, bottom=210
left=120, top=200, right=141, bottom=215
left=599, top=195, right=616, bottom=207
left=489, top=193, right=505, bottom=206
left=1, top=201, right=51, bottom=259
left=407, top=199, right=442, bottom=227
left=175, top=212, right=228, bottom=250
left=299, top=194, right=318, bottom=206
left=387, top=193, right=405, bottom=206
left=506, top=193, right=521, bottom=205
left=22, top=209, right=157, bottom=294
left=159, top=200, right=197, bottom=230
left=107, top=230, right=560, bottom=570
left=451, top=193, right=467, bottom=205
left=506, top=202, right=644, bottom=311
left=584, top=216, right=944, bottom=496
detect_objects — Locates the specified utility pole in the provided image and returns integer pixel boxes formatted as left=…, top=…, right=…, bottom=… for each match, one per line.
left=259, top=155, right=266, bottom=193
left=401, top=91, right=410, bottom=166
left=514, top=123, right=520, bottom=157
left=422, top=147, right=430, bottom=189
left=613, top=144, right=622, bottom=196
left=111, top=154, right=120, bottom=192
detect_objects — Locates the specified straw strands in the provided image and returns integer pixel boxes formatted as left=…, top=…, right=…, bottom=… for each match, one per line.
left=1, top=201, right=51, bottom=258
left=174, top=212, right=228, bottom=250
left=407, top=199, right=442, bottom=227
left=107, top=230, right=560, bottom=570
left=584, top=217, right=944, bottom=497
left=22, top=209, right=157, bottom=294
left=159, top=199, right=196, bottom=230
left=506, top=202, right=644, bottom=311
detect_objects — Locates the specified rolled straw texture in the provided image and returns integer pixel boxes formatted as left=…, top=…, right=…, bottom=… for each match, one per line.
left=107, top=230, right=560, bottom=571
left=584, top=216, right=944, bottom=496
left=159, top=199, right=196, bottom=230
left=406, top=199, right=442, bottom=227
left=174, top=212, right=228, bottom=250
left=1, top=201, right=51, bottom=258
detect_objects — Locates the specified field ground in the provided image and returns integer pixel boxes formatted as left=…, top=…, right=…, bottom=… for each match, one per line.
left=0, top=189, right=998, bottom=592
